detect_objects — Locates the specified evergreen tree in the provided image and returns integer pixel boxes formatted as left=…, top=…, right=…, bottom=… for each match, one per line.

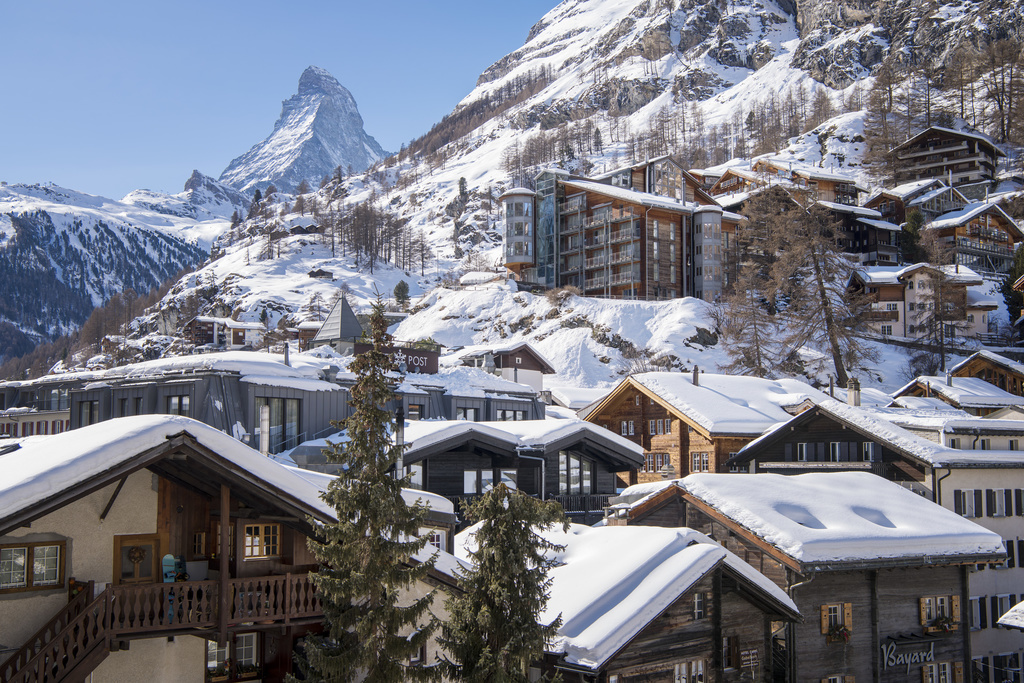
left=301, top=299, right=437, bottom=683
left=439, top=485, right=568, bottom=682
left=394, top=280, right=410, bottom=308
left=900, top=209, right=927, bottom=264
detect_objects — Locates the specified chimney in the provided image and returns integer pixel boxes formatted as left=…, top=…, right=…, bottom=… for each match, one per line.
left=946, top=371, right=953, bottom=387
left=847, top=377, right=861, bottom=407
left=829, top=375, right=835, bottom=398
left=692, top=366, right=699, bottom=386
left=284, top=343, right=291, bottom=367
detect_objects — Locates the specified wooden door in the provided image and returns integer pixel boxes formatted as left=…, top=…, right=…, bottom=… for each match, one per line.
left=112, top=533, right=164, bottom=584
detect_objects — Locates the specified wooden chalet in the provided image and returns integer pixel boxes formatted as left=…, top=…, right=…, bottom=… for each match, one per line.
left=729, top=399, right=1024, bottom=682
left=604, top=473, right=1006, bottom=683
left=892, top=374, right=1024, bottom=416
left=0, top=415, right=457, bottom=683
left=864, top=179, right=968, bottom=227
left=533, top=525, right=800, bottom=682
left=926, top=202, right=1022, bottom=274
left=183, top=317, right=265, bottom=350
left=950, top=351, right=1024, bottom=398
left=448, top=341, right=556, bottom=392
left=892, top=127, right=1005, bottom=187
left=582, top=370, right=824, bottom=485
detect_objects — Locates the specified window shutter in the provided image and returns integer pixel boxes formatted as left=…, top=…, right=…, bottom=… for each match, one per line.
left=921, top=666, right=929, bottom=683
left=1005, top=490, right=1014, bottom=517
left=974, top=490, right=983, bottom=517
left=980, top=598, right=988, bottom=629
left=951, top=596, right=961, bottom=622
left=954, top=662, right=964, bottom=683
left=820, top=605, right=829, bottom=634
left=992, top=597, right=1000, bottom=626
left=987, top=489, right=996, bottom=517
left=1008, top=541, right=1016, bottom=569
left=954, top=490, right=963, bottom=515
left=1016, top=489, right=1024, bottom=516
left=843, top=603, right=853, bottom=630
left=919, top=597, right=929, bottom=625
left=845, top=677, right=855, bottom=683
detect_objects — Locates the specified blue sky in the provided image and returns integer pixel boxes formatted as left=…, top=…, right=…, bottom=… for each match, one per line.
left=0, top=0, right=558, bottom=199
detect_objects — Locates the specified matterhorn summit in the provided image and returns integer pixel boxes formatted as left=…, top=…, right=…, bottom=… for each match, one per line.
left=219, top=66, right=388, bottom=194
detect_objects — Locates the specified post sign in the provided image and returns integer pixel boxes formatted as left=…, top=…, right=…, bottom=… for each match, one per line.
left=353, top=344, right=439, bottom=374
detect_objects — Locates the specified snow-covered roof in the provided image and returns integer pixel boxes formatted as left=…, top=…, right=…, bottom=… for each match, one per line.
left=858, top=218, right=901, bottom=232
left=498, top=187, right=536, bottom=198
left=624, top=372, right=827, bottom=435
left=998, top=600, right=1024, bottom=631
left=894, top=376, right=1024, bottom=409
left=896, top=126, right=1004, bottom=155
left=549, top=386, right=611, bottom=411
left=0, top=415, right=337, bottom=526
left=633, top=473, right=1005, bottom=566
left=949, top=350, right=1024, bottom=378
left=457, top=524, right=797, bottom=671
left=443, top=341, right=557, bottom=373
left=816, top=200, right=881, bottom=218
left=311, top=295, right=363, bottom=342
left=398, top=366, right=541, bottom=398
left=400, top=417, right=644, bottom=463
left=561, top=179, right=716, bottom=215
left=853, top=263, right=983, bottom=286
left=928, top=202, right=1020, bottom=233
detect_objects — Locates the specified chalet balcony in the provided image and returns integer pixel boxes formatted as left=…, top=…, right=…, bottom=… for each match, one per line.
left=584, top=208, right=639, bottom=228
left=0, top=575, right=321, bottom=683
left=610, top=227, right=641, bottom=243
left=956, top=237, right=1014, bottom=257
left=897, top=141, right=968, bottom=159
left=866, top=310, right=899, bottom=322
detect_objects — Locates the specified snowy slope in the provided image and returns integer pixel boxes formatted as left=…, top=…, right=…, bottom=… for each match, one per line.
left=219, top=66, right=388, bottom=194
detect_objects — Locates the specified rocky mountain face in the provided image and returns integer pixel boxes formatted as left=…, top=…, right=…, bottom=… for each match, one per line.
left=121, top=171, right=250, bottom=222
left=792, top=0, right=1024, bottom=88
left=219, top=66, right=388, bottom=194
left=0, top=183, right=208, bottom=361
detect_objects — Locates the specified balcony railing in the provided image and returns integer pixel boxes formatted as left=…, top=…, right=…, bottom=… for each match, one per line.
left=956, top=237, right=1014, bottom=257
left=866, top=310, right=899, bottom=322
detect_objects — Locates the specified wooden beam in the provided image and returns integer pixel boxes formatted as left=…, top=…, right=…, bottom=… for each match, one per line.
left=99, top=477, right=127, bottom=521
left=219, top=484, right=229, bottom=647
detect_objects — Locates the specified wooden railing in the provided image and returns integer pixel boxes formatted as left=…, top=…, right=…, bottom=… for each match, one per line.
left=549, top=493, right=614, bottom=514
left=0, top=574, right=321, bottom=683
left=0, top=583, right=93, bottom=682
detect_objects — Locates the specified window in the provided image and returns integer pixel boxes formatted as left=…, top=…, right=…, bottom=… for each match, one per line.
left=674, top=659, right=705, bottom=683
left=243, top=524, right=280, bottom=559
left=987, top=489, right=1012, bottom=517
left=886, top=303, right=899, bottom=311
left=409, top=642, right=427, bottom=666
left=881, top=324, right=893, bottom=336
left=464, top=469, right=494, bottom=495
left=455, top=407, right=478, bottom=421
left=922, top=662, right=961, bottom=683
left=255, top=397, right=300, bottom=454
left=796, top=443, right=808, bottom=461
left=954, top=489, right=982, bottom=518
left=643, top=453, right=669, bottom=473
left=665, top=419, right=671, bottom=434
left=628, top=420, right=634, bottom=435
left=408, top=404, right=424, bottom=420
left=406, top=463, right=424, bottom=488
left=193, top=532, right=206, bottom=558
left=621, top=421, right=629, bottom=436
left=559, top=452, right=594, bottom=494
left=1011, top=440, right=1019, bottom=451
left=0, top=542, right=64, bottom=592
left=949, top=438, right=961, bottom=449
left=235, top=632, right=258, bottom=668
left=967, top=314, right=975, bottom=323
left=722, top=635, right=739, bottom=669
left=969, top=597, right=987, bottom=630
left=650, top=420, right=657, bottom=436
left=820, top=602, right=852, bottom=639
left=428, top=530, right=445, bottom=550
left=166, top=394, right=190, bottom=416
left=78, top=400, right=99, bottom=427
left=920, top=595, right=960, bottom=629
left=208, top=633, right=260, bottom=677
left=909, top=302, right=916, bottom=311
left=861, top=442, right=876, bottom=462
left=980, top=439, right=991, bottom=450
left=693, top=592, right=706, bottom=619
left=691, top=452, right=710, bottom=473
left=829, top=442, right=842, bottom=462
left=992, top=654, right=1019, bottom=682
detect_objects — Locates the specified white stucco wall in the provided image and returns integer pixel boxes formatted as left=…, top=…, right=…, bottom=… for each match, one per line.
left=0, top=469, right=158, bottom=648
left=90, top=634, right=205, bottom=683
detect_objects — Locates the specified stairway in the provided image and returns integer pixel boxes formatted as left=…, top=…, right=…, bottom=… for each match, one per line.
left=0, top=585, right=111, bottom=683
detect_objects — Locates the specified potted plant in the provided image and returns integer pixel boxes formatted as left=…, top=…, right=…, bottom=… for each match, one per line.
left=827, top=623, right=851, bottom=644
left=206, top=665, right=229, bottom=682
left=931, top=614, right=957, bottom=632
left=237, top=663, right=260, bottom=680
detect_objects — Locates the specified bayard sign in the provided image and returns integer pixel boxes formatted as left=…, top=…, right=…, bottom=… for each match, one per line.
left=880, top=640, right=934, bottom=674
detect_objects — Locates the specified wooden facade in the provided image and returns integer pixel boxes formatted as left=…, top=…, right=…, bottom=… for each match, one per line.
left=892, top=127, right=1004, bottom=187
left=607, top=485, right=987, bottom=683
left=951, top=352, right=1024, bottom=397
left=584, top=377, right=774, bottom=486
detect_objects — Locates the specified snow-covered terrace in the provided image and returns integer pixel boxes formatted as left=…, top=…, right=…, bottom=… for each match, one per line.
left=894, top=376, right=1024, bottom=410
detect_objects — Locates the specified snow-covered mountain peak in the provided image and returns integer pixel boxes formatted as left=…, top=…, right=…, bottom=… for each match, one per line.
left=219, top=66, right=388, bottom=195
